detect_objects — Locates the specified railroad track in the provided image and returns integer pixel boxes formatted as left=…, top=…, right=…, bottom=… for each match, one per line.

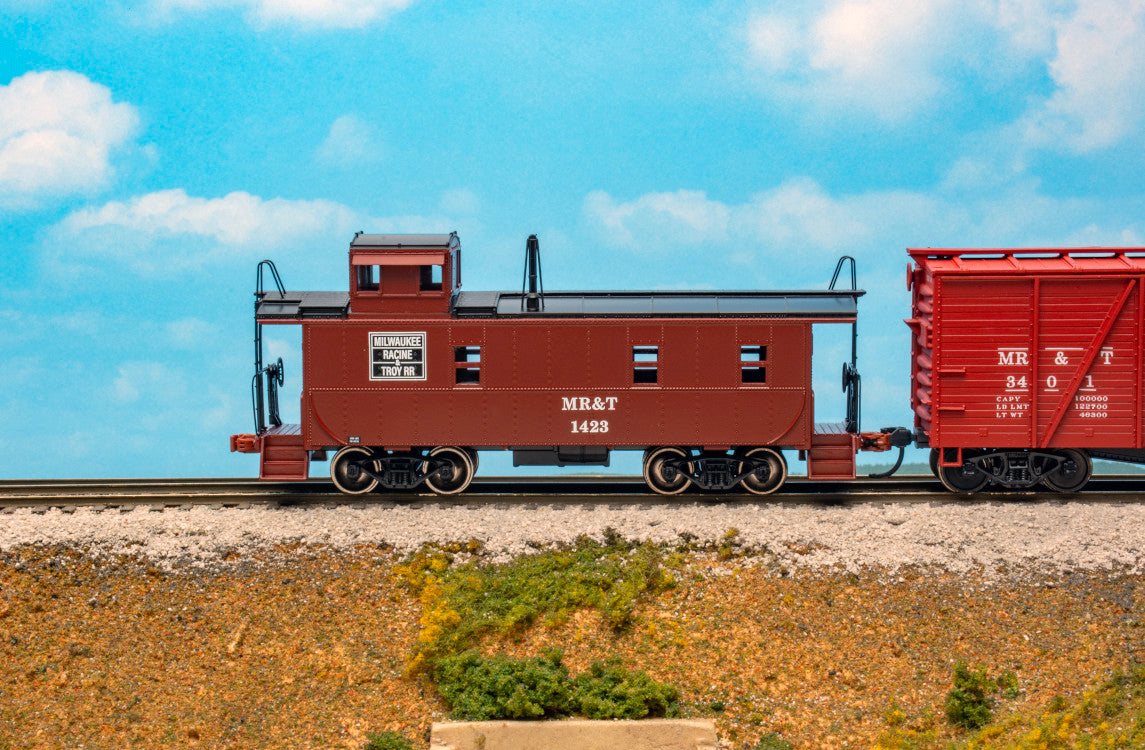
left=3, top=476, right=1145, bottom=509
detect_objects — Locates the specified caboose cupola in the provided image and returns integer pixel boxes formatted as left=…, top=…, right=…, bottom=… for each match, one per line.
left=349, top=232, right=460, bottom=315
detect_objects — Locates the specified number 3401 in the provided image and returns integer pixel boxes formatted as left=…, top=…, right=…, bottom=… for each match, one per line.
left=571, top=420, right=609, bottom=433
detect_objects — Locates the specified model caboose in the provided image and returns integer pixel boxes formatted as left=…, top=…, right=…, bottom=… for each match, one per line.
left=231, top=233, right=903, bottom=495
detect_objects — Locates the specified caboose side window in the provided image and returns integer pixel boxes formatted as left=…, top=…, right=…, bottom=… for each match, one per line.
left=420, top=264, right=443, bottom=292
left=357, top=265, right=380, bottom=291
left=741, top=345, right=767, bottom=384
left=633, top=345, right=658, bottom=384
left=455, top=346, right=481, bottom=385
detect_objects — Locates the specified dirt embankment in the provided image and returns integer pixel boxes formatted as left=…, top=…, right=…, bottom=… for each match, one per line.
left=2, top=545, right=1142, bottom=749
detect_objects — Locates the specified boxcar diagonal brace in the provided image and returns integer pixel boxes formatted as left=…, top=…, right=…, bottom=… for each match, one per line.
left=1039, top=279, right=1135, bottom=448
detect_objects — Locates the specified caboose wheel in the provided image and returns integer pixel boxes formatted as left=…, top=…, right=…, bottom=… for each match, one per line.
left=424, top=446, right=475, bottom=495
left=1042, top=449, right=1091, bottom=493
left=330, top=446, right=379, bottom=495
left=937, top=454, right=988, bottom=493
left=739, top=447, right=788, bottom=495
left=929, top=449, right=940, bottom=478
left=643, top=447, right=692, bottom=495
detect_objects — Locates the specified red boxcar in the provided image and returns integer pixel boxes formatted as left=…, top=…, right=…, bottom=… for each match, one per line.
left=233, top=233, right=885, bottom=495
left=909, top=247, right=1145, bottom=491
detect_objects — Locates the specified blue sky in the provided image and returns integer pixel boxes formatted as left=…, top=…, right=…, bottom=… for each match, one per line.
left=3, top=0, right=1145, bottom=478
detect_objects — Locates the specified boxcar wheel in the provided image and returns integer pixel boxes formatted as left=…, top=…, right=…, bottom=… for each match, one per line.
left=424, top=446, right=475, bottom=495
left=740, top=447, right=788, bottom=495
left=643, top=447, right=691, bottom=495
left=330, top=446, right=379, bottom=495
left=1042, top=449, right=1091, bottom=493
left=937, top=453, right=988, bottom=493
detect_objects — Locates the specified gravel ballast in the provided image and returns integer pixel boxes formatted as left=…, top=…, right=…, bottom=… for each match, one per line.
left=2, top=498, right=1143, bottom=573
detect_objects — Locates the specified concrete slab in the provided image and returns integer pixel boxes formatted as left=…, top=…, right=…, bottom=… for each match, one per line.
left=429, top=719, right=719, bottom=750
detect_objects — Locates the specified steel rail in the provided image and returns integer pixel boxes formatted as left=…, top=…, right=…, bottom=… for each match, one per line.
left=2, top=475, right=1145, bottom=507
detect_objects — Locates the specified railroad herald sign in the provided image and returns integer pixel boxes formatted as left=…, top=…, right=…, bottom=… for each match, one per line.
left=369, top=331, right=426, bottom=380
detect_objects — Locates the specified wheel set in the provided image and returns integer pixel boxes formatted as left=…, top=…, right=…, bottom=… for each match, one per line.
left=330, top=445, right=476, bottom=496
left=641, top=446, right=788, bottom=496
left=930, top=448, right=1093, bottom=493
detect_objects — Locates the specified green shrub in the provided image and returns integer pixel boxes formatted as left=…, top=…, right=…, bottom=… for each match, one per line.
left=433, top=650, right=679, bottom=721
left=945, top=663, right=994, bottom=729
left=570, top=658, right=679, bottom=719
left=401, top=536, right=675, bottom=672
left=364, top=731, right=413, bottom=750
left=435, top=649, right=572, bottom=720
left=996, top=669, right=1020, bottom=700
left=748, top=733, right=795, bottom=750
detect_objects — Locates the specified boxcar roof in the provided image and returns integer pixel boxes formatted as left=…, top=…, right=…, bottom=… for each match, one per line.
left=910, top=247, right=1145, bottom=275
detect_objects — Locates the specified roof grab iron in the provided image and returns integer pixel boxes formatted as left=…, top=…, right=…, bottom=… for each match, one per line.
left=829, top=255, right=857, bottom=291
left=256, top=258, right=286, bottom=299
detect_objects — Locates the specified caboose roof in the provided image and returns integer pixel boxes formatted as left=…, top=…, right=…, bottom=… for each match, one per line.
left=350, top=233, right=458, bottom=249
left=451, top=289, right=862, bottom=319
left=256, top=291, right=351, bottom=319
left=255, top=288, right=862, bottom=321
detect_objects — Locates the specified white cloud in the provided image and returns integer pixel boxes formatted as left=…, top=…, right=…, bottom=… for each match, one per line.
left=166, top=318, right=217, bottom=347
left=993, top=0, right=1062, bottom=56
left=263, top=336, right=300, bottom=363
left=198, top=387, right=239, bottom=431
left=583, top=189, right=731, bottom=250
left=51, top=188, right=358, bottom=273
left=584, top=181, right=879, bottom=255
left=743, top=0, right=1145, bottom=148
left=747, top=0, right=973, bottom=121
left=1023, top=0, right=1145, bottom=152
left=746, top=13, right=804, bottom=72
left=808, top=0, right=950, bottom=112
left=0, top=70, right=140, bottom=207
left=735, top=178, right=876, bottom=251
left=584, top=178, right=1142, bottom=267
left=46, top=188, right=468, bottom=277
left=112, top=361, right=183, bottom=404
left=316, top=114, right=383, bottom=166
left=152, top=0, right=415, bottom=28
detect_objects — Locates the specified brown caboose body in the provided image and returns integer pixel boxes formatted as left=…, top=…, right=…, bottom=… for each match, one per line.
left=232, top=233, right=885, bottom=495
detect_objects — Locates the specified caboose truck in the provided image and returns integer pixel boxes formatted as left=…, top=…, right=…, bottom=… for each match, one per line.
left=231, top=232, right=910, bottom=496
left=909, top=247, right=1145, bottom=493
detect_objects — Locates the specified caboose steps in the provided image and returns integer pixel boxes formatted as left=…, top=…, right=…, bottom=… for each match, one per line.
left=258, top=425, right=309, bottom=481
left=807, top=423, right=858, bottom=480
